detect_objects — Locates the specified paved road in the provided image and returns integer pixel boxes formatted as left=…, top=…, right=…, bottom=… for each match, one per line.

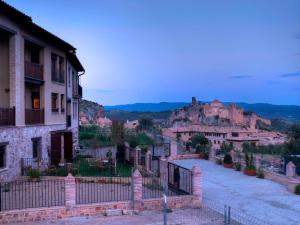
left=175, top=159, right=300, bottom=225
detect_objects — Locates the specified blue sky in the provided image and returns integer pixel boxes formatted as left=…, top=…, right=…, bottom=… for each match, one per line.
left=7, top=0, right=300, bottom=105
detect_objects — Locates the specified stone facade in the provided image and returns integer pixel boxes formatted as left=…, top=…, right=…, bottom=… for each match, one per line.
left=0, top=124, right=65, bottom=181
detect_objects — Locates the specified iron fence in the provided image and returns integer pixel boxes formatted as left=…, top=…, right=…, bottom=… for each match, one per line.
left=0, top=179, right=65, bottom=211
left=75, top=176, right=132, bottom=204
left=167, top=162, right=192, bottom=195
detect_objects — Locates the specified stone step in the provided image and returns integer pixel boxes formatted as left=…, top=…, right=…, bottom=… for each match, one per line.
left=104, top=209, right=123, bottom=217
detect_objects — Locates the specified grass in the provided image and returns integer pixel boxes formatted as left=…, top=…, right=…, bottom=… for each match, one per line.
left=45, top=158, right=132, bottom=177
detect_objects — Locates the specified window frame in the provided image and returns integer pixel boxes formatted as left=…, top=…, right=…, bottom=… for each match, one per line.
left=51, top=93, right=59, bottom=113
left=32, top=137, right=41, bottom=159
left=0, top=142, right=8, bottom=170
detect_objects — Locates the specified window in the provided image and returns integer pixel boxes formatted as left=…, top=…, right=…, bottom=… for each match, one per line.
left=61, top=94, right=65, bottom=113
left=232, top=132, right=239, bottom=137
left=68, top=66, right=71, bottom=87
left=73, top=101, right=78, bottom=119
left=31, top=91, right=40, bottom=109
left=32, top=138, right=41, bottom=159
left=51, top=93, right=58, bottom=112
left=51, top=53, right=65, bottom=84
left=0, top=144, right=7, bottom=169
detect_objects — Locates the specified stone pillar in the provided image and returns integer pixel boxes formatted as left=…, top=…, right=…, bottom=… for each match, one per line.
left=230, top=150, right=235, bottom=163
left=210, top=148, right=216, bottom=161
left=132, top=169, right=142, bottom=210
left=65, top=174, right=76, bottom=207
left=192, top=166, right=202, bottom=207
left=145, top=150, right=152, bottom=172
left=134, top=147, right=141, bottom=167
left=125, top=142, right=130, bottom=162
left=60, top=134, right=65, bottom=166
left=286, top=161, right=296, bottom=178
left=170, top=140, right=178, bottom=157
left=255, top=155, right=261, bottom=170
left=159, top=156, right=168, bottom=180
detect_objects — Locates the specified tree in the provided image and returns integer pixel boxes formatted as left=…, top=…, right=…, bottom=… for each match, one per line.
left=190, top=134, right=211, bottom=153
left=220, top=142, right=234, bottom=153
left=138, top=117, right=153, bottom=131
left=283, top=123, right=300, bottom=155
left=111, top=121, right=125, bottom=146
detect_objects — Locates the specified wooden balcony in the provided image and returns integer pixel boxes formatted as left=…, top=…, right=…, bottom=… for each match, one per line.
left=25, top=108, right=44, bottom=125
left=0, top=107, right=15, bottom=126
left=73, top=85, right=82, bottom=98
left=25, top=61, right=43, bottom=82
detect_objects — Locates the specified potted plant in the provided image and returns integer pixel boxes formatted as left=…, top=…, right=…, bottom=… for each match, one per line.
left=28, top=168, right=40, bottom=181
left=223, top=154, right=233, bottom=168
left=244, top=152, right=256, bottom=176
left=216, top=158, right=223, bottom=165
left=295, top=185, right=300, bottom=195
left=234, top=162, right=241, bottom=171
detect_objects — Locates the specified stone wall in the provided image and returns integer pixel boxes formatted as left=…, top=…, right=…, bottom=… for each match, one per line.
left=0, top=124, right=65, bottom=181
left=168, top=154, right=201, bottom=161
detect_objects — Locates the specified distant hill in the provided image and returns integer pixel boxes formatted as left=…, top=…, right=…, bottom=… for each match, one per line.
left=105, top=102, right=300, bottom=122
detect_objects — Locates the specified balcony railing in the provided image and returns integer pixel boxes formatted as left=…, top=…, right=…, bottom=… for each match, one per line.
left=25, top=61, right=43, bottom=80
left=25, top=108, right=44, bottom=125
left=0, top=107, right=15, bottom=126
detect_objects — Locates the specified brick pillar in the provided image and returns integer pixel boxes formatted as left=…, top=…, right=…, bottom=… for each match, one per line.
left=192, top=166, right=202, bottom=207
left=60, top=134, right=65, bottom=166
left=255, top=155, right=261, bottom=170
left=230, top=150, right=235, bottom=163
left=210, top=148, right=216, bottom=161
left=170, top=140, right=178, bottom=157
left=65, top=174, right=76, bottom=207
left=159, top=156, right=168, bottom=180
left=145, top=150, right=152, bottom=172
left=134, top=147, right=141, bottom=167
left=132, top=169, right=142, bottom=210
left=125, top=142, right=130, bottom=162
left=286, top=161, right=296, bottom=178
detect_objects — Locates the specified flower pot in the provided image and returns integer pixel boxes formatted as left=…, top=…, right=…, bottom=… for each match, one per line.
left=244, top=169, right=256, bottom=176
left=223, top=163, right=233, bottom=169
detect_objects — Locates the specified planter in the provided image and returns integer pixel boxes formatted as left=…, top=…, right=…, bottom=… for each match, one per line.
left=223, top=163, right=233, bottom=169
left=244, top=169, right=256, bottom=176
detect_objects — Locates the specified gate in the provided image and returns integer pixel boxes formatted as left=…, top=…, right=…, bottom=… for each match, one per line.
left=167, top=162, right=192, bottom=195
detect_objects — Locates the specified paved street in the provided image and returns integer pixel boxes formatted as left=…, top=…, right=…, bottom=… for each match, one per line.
left=175, top=159, right=300, bottom=225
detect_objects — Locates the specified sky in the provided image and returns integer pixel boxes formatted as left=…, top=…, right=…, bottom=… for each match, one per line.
left=6, top=0, right=300, bottom=106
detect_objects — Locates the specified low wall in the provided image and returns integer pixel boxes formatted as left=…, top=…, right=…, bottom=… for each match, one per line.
left=263, top=170, right=289, bottom=186
left=0, top=195, right=199, bottom=224
left=169, top=154, right=200, bottom=161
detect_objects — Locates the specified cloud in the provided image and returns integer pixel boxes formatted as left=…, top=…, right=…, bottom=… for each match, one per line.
left=279, top=71, right=300, bottom=78
left=228, top=75, right=253, bottom=79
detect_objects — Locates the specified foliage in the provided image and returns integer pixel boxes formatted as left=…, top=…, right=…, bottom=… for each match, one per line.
left=190, top=134, right=211, bottom=153
left=111, top=121, right=125, bottom=146
left=295, top=185, right=300, bottom=195
left=234, top=163, right=241, bottom=171
left=256, top=169, right=264, bottom=179
left=245, top=152, right=256, bottom=170
left=176, top=132, right=181, bottom=141
left=220, top=142, right=234, bottom=153
left=79, top=125, right=112, bottom=148
left=128, top=132, right=154, bottom=148
left=223, top=154, right=233, bottom=164
left=137, top=117, right=153, bottom=131
left=28, top=169, right=40, bottom=179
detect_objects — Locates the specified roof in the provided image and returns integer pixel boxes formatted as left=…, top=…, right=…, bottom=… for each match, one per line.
left=0, top=0, right=85, bottom=72
left=166, top=125, right=251, bottom=134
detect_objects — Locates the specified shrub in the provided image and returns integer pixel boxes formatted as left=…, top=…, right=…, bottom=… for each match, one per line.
left=234, top=163, right=241, bottom=171
left=245, top=152, right=256, bottom=170
left=223, top=154, right=233, bottom=164
left=295, top=185, right=300, bottom=195
left=28, top=169, right=40, bottom=179
left=216, top=159, right=223, bottom=165
left=256, top=169, right=264, bottom=179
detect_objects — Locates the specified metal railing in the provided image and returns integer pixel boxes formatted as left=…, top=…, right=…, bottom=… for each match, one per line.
left=75, top=177, right=132, bottom=204
left=0, top=179, right=65, bottom=211
left=167, top=162, right=192, bottom=195
left=25, top=61, right=43, bottom=80
left=0, top=107, right=15, bottom=126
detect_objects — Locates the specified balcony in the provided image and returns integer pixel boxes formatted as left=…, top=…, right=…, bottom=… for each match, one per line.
left=25, top=61, right=44, bottom=84
left=72, top=84, right=82, bottom=98
left=25, top=108, right=44, bottom=125
left=0, top=107, right=15, bottom=126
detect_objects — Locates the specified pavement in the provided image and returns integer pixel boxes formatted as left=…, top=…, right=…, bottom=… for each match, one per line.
left=175, top=159, right=300, bottom=225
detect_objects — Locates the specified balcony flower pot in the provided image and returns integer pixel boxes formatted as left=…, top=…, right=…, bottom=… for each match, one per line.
left=244, top=169, right=256, bottom=176
left=223, top=163, right=233, bottom=169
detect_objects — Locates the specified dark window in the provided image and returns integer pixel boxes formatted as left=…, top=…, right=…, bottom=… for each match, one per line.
left=0, top=145, right=6, bottom=169
left=32, top=138, right=41, bottom=159
left=59, top=57, right=64, bottom=83
left=30, top=47, right=40, bottom=64
left=51, top=53, right=65, bottom=84
left=232, top=132, right=239, bottom=137
left=51, top=93, right=58, bottom=112
left=61, top=94, right=65, bottom=113
left=51, top=54, right=58, bottom=81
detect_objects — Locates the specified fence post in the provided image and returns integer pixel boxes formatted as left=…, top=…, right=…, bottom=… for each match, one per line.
left=65, top=173, right=76, bottom=208
left=170, top=140, right=178, bottom=157
left=145, top=150, right=152, bottom=173
left=159, top=156, right=168, bottom=180
left=134, top=147, right=141, bottom=167
left=192, top=165, right=202, bottom=207
left=132, top=168, right=142, bottom=211
left=286, top=161, right=296, bottom=178
left=255, top=155, right=261, bottom=170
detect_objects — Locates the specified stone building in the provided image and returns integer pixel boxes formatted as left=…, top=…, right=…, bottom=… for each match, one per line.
left=0, top=1, right=84, bottom=181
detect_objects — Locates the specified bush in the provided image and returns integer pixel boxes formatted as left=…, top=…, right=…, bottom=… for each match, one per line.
left=256, top=169, right=264, bottom=179
left=234, top=163, right=241, bottom=171
left=223, top=154, right=232, bottom=164
left=295, top=185, right=300, bottom=195
left=28, top=169, right=40, bottom=179
left=245, top=152, right=256, bottom=170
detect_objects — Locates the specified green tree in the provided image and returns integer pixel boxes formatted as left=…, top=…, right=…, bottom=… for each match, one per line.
left=190, top=134, right=211, bottom=153
left=138, top=117, right=153, bottom=131
left=220, top=142, right=234, bottom=153
left=111, top=121, right=125, bottom=146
